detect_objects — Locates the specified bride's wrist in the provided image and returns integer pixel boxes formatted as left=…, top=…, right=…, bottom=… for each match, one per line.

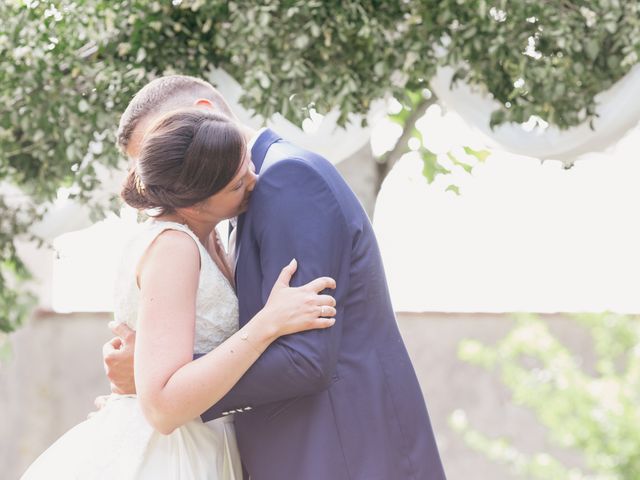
left=243, top=313, right=279, bottom=350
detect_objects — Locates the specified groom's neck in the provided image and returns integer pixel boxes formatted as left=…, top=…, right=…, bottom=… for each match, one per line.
left=239, top=124, right=259, bottom=145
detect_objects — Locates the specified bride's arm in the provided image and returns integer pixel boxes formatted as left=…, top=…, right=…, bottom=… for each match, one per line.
left=134, top=230, right=335, bottom=435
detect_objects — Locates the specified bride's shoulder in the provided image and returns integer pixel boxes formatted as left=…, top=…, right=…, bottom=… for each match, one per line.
left=121, top=220, right=200, bottom=275
left=149, top=227, right=198, bottom=255
left=134, top=219, right=198, bottom=250
left=135, top=226, right=201, bottom=289
left=143, top=223, right=200, bottom=262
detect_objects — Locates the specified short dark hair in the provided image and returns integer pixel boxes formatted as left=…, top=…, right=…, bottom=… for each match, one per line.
left=121, top=109, right=245, bottom=215
left=116, top=75, right=232, bottom=152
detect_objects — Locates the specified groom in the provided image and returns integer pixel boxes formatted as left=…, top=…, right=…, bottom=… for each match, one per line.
left=104, top=75, right=446, bottom=480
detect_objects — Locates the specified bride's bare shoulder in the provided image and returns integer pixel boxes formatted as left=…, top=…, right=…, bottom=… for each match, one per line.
left=136, top=228, right=201, bottom=288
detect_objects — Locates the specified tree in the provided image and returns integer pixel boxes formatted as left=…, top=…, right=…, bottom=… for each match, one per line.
left=452, top=313, right=640, bottom=480
left=1, top=0, right=639, bottom=332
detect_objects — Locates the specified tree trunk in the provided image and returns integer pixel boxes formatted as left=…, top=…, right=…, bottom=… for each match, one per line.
left=335, top=141, right=378, bottom=219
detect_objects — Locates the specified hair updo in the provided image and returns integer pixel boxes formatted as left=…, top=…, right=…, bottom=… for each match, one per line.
left=121, top=109, right=245, bottom=214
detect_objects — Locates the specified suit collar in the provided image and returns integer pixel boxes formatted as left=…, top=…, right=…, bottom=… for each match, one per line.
left=250, top=128, right=282, bottom=174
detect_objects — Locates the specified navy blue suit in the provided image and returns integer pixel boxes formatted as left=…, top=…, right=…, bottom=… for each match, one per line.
left=202, top=130, right=446, bottom=480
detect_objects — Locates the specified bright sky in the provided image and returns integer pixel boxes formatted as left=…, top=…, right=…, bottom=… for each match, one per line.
left=374, top=105, right=640, bottom=313
left=52, top=104, right=640, bottom=314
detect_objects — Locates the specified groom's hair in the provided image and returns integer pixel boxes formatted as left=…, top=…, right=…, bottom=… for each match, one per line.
left=116, top=75, right=233, bottom=153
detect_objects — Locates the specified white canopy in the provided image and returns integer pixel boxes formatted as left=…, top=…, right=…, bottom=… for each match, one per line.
left=207, top=68, right=377, bottom=164
left=430, top=64, right=640, bottom=162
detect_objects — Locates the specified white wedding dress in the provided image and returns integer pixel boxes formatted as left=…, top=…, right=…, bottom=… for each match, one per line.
left=21, top=220, right=243, bottom=479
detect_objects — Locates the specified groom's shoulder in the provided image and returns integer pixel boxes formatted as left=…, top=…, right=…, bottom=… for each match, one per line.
left=263, top=140, right=335, bottom=179
left=257, top=156, right=326, bottom=192
left=252, top=149, right=341, bottom=208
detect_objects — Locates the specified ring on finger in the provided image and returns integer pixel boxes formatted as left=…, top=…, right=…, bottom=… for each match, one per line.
left=320, top=305, right=328, bottom=316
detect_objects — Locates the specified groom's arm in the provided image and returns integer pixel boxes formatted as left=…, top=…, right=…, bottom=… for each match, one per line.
left=200, top=158, right=351, bottom=421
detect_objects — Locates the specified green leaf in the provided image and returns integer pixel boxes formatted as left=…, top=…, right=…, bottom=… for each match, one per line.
left=447, top=152, right=473, bottom=173
left=489, top=110, right=506, bottom=130
left=585, top=39, right=600, bottom=61
left=445, top=184, right=460, bottom=195
left=463, top=146, right=491, bottom=163
left=421, top=149, right=449, bottom=183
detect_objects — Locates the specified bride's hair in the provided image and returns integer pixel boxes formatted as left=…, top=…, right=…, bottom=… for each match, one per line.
left=121, top=109, right=245, bottom=214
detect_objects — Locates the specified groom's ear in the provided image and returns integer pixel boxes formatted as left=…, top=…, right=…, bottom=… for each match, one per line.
left=193, top=98, right=215, bottom=109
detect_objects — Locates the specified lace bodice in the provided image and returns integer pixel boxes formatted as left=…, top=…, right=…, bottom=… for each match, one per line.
left=113, top=219, right=239, bottom=354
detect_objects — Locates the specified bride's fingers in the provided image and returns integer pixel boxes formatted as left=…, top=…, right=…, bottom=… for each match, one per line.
left=304, top=276, right=336, bottom=293
left=306, top=317, right=336, bottom=331
left=316, top=294, right=337, bottom=307
left=275, top=259, right=297, bottom=287
left=317, top=317, right=336, bottom=328
left=317, top=305, right=337, bottom=318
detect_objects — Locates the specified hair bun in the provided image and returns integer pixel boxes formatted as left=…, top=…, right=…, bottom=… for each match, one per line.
left=120, top=109, right=245, bottom=215
left=121, top=169, right=154, bottom=210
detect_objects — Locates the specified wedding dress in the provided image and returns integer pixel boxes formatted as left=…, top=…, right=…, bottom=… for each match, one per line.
left=21, top=220, right=242, bottom=479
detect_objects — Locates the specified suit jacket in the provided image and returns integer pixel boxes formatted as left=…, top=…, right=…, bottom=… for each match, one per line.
left=201, top=129, right=446, bottom=480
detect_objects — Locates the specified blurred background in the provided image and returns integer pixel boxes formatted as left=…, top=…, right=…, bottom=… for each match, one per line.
left=2, top=2, right=640, bottom=479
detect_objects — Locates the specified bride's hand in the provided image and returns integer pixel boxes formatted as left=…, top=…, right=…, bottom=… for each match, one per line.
left=262, top=259, right=337, bottom=337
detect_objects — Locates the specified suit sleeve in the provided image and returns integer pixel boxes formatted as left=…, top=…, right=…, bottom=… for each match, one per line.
left=200, top=158, right=350, bottom=421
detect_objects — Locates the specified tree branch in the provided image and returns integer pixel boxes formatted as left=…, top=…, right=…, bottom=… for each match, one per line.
left=375, top=93, right=438, bottom=193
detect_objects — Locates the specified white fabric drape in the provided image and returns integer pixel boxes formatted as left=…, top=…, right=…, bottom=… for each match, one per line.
left=430, top=64, right=640, bottom=161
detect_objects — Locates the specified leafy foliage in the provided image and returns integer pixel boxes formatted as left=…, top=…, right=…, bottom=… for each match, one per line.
left=376, top=88, right=487, bottom=193
left=452, top=313, right=640, bottom=480
left=1, top=1, right=639, bottom=331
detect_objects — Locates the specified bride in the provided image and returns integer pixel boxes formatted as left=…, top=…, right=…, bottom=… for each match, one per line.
left=21, top=109, right=337, bottom=479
